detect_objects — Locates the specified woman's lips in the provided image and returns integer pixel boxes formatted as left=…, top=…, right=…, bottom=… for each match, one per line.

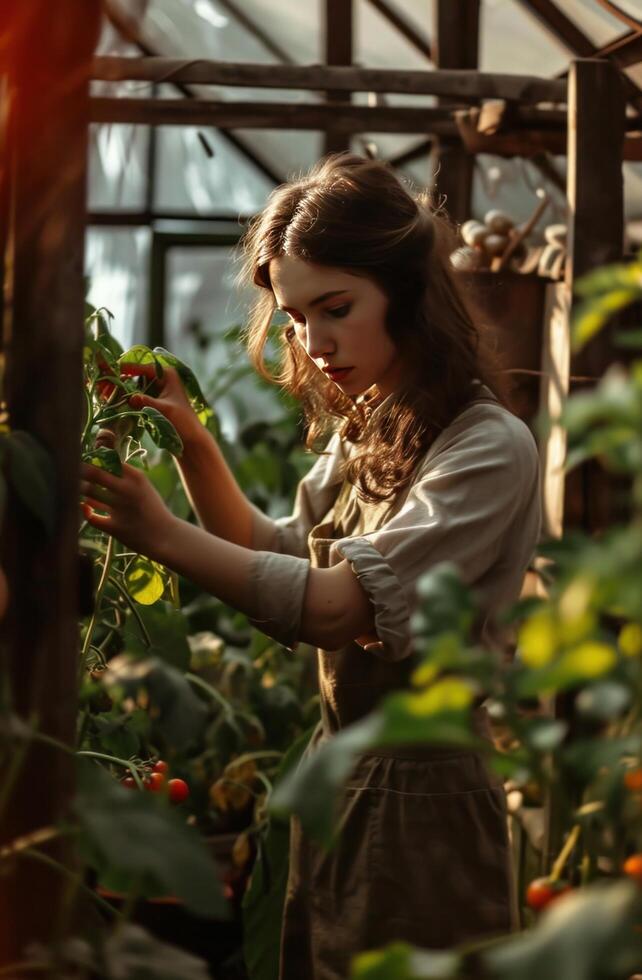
left=324, top=367, right=353, bottom=382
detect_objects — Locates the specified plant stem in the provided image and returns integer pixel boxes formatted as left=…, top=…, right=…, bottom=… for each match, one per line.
left=76, top=751, right=145, bottom=790
left=79, top=535, right=115, bottom=682
left=185, top=672, right=236, bottom=720
left=550, top=823, right=581, bottom=882
left=107, top=575, right=151, bottom=647
left=22, top=847, right=121, bottom=920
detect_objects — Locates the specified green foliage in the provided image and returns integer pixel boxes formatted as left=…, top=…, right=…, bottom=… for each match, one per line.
left=75, top=760, right=229, bottom=917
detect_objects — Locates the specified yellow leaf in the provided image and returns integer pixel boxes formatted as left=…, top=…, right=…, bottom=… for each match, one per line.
left=125, top=558, right=165, bottom=605
left=406, top=678, right=474, bottom=716
left=559, top=642, right=616, bottom=679
left=411, top=659, right=440, bottom=688
left=519, top=612, right=557, bottom=668
left=619, top=623, right=642, bottom=657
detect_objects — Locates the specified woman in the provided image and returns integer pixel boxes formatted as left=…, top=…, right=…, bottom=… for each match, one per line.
left=81, top=154, right=541, bottom=979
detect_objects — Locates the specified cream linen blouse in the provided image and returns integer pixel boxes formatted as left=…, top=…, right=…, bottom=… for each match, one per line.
left=246, top=385, right=542, bottom=661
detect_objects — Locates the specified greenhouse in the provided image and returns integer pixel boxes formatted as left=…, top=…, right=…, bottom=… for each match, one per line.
left=2, top=1, right=642, bottom=978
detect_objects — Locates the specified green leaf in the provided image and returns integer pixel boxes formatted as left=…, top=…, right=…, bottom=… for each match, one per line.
left=483, top=880, right=642, bottom=980
left=141, top=407, right=183, bottom=457
left=412, top=563, right=477, bottom=639
left=83, top=446, right=122, bottom=476
left=103, top=654, right=207, bottom=749
left=125, top=557, right=167, bottom=605
left=152, top=347, right=212, bottom=421
left=118, top=345, right=213, bottom=424
left=5, top=430, right=55, bottom=535
left=122, top=602, right=191, bottom=670
left=75, top=760, right=229, bottom=919
left=351, top=942, right=461, bottom=979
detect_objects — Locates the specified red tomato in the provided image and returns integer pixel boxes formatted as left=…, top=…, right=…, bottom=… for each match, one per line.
left=146, top=772, right=166, bottom=793
left=168, top=778, right=189, bottom=804
left=121, top=776, right=137, bottom=790
left=624, top=769, right=642, bottom=793
left=153, top=760, right=169, bottom=774
left=623, top=854, right=642, bottom=885
left=526, top=877, right=572, bottom=911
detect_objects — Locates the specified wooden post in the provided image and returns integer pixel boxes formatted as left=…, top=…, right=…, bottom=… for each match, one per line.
left=432, top=0, right=480, bottom=222
left=323, top=0, right=353, bottom=155
left=564, top=59, right=626, bottom=535
left=540, top=58, right=626, bottom=874
left=0, top=2, right=100, bottom=962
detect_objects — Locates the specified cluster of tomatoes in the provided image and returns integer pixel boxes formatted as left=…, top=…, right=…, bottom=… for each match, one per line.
left=121, top=759, right=190, bottom=805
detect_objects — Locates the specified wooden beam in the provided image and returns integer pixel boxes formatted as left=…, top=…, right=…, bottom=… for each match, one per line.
left=365, top=0, right=432, bottom=61
left=432, top=0, right=480, bottom=222
left=594, top=28, right=642, bottom=68
left=91, top=57, right=568, bottom=104
left=323, top=0, right=353, bottom=155
left=0, top=1, right=102, bottom=962
left=515, top=0, right=595, bottom=57
left=89, top=96, right=462, bottom=134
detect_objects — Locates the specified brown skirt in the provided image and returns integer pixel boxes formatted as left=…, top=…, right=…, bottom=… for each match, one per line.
left=279, top=744, right=517, bottom=980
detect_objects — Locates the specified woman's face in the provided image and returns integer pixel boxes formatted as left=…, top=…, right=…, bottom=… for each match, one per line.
left=269, top=255, right=405, bottom=399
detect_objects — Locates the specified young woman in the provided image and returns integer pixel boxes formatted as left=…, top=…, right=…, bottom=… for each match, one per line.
left=81, top=153, right=541, bottom=979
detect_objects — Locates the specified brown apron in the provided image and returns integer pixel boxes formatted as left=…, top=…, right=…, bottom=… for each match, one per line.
left=279, top=414, right=518, bottom=980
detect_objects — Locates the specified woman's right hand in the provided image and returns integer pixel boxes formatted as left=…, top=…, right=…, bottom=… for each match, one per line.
left=120, top=362, right=207, bottom=450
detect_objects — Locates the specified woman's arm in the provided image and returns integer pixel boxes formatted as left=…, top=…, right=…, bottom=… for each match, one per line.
left=175, top=426, right=254, bottom=549
left=80, top=460, right=376, bottom=650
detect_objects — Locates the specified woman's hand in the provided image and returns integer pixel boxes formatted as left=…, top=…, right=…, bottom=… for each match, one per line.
left=80, top=457, right=177, bottom=560
left=121, top=362, right=206, bottom=450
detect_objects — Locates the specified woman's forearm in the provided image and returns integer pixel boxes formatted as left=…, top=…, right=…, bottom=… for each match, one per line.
left=153, top=516, right=374, bottom=650
left=176, top=428, right=255, bottom=548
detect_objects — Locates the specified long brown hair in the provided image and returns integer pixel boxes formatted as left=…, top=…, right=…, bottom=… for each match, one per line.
left=239, top=153, right=507, bottom=503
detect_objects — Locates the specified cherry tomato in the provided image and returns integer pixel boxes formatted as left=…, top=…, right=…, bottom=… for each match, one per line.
left=146, top=772, right=166, bottom=793
left=153, top=760, right=169, bottom=774
left=121, top=776, right=137, bottom=790
left=526, top=877, right=572, bottom=911
left=168, top=778, right=189, bottom=804
left=623, top=854, right=642, bottom=885
left=624, top=769, right=642, bottom=793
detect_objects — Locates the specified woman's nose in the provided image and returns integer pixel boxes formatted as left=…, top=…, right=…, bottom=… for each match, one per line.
left=304, top=317, right=335, bottom=361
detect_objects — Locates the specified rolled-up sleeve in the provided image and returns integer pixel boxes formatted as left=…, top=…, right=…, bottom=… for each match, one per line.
left=247, top=430, right=346, bottom=649
left=331, top=411, right=541, bottom=663
left=249, top=431, right=346, bottom=557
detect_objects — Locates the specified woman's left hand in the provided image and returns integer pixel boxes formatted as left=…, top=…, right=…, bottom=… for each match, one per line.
left=80, top=459, right=175, bottom=560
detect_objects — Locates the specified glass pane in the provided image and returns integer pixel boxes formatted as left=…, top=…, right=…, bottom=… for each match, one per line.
left=144, top=0, right=278, bottom=62
left=164, top=244, right=282, bottom=439
left=88, top=124, right=149, bottom=212
left=154, top=125, right=276, bottom=214
left=356, top=0, right=432, bottom=70
left=481, top=0, right=569, bottom=74
left=85, top=227, right=151, bottom=350
left=555, top=0, right=631, bottom=45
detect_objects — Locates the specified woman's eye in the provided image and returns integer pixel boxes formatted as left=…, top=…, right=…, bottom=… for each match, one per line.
left=327, top=304, right=351, bottom=319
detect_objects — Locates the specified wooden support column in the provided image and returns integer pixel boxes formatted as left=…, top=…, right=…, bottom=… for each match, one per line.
left=432, top=0, right=480, bottom=222
left=564, top=58, right=626, bottom=533
left=0, top=2, right=100, bottom=962
left=323, top=0, right=353, bottom=155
